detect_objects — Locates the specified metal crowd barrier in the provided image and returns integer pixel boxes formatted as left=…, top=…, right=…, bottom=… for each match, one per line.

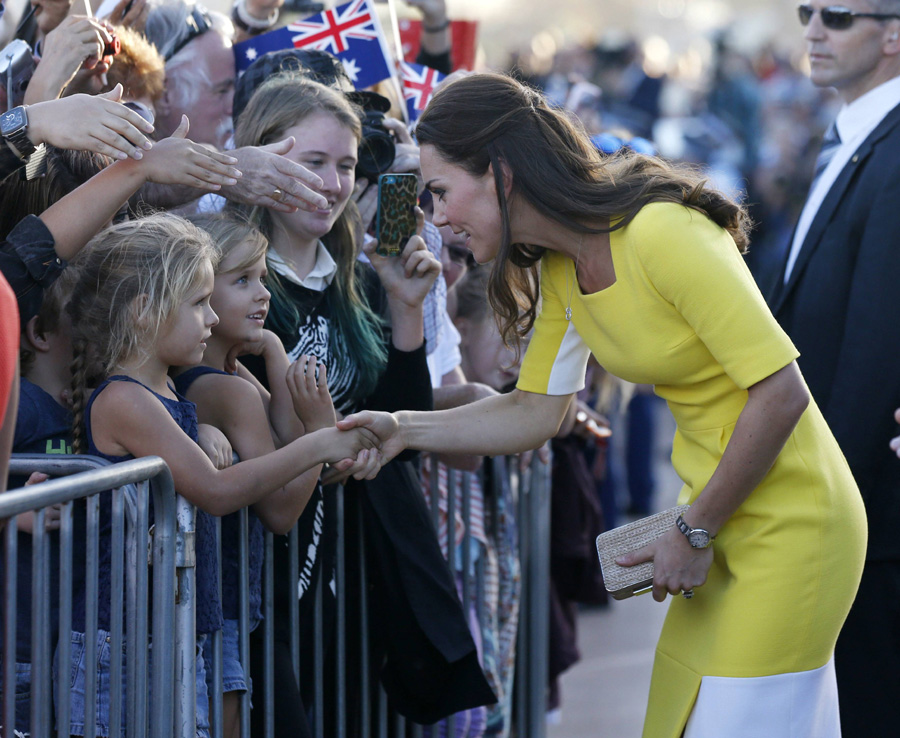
left=3, top=451, right=551, bottom=738
left=1, top=454, right=186, bottom=738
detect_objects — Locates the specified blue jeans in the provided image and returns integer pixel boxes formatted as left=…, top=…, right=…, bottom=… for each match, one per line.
left=54, top=630, right=211, bottom=737
left=201, top=619, right=252, bottom=695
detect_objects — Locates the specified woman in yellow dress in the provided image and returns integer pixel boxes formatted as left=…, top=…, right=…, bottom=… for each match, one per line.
left=340, top=72, right=867, bottom=737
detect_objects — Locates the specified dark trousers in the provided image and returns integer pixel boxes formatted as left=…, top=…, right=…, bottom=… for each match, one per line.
left=834, top=560, right=900, bottom=738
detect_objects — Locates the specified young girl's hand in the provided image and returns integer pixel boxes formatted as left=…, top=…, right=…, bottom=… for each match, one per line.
left=197, top=424, right=234, bottom=469
left=137, top=116, right=242, bottom=190
left=224, top=329, right=282, bottom=375
left=319, top=426, right=380, bottom=466
left=365, top=207, right=441, bottom=308
left=286, top=355, right=336, bottom=432
left=17, top=473, right=63, bottom=533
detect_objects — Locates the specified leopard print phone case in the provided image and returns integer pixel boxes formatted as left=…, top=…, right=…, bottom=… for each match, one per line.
left=376, top=173, right=418, bottom=256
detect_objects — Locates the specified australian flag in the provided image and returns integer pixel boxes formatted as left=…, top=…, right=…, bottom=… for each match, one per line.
left=233, top=0, right=393, bottom=89
left=399, top=61, right=445, bottom=123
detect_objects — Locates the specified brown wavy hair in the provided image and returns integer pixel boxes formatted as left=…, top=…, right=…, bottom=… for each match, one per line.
left=415, top=72, right=751, bottom=348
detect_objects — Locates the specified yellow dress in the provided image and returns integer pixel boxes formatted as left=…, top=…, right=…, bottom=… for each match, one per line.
left=517, top=203, right=867, bottom=738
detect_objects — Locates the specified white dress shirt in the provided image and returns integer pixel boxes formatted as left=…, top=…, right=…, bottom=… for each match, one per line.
left=783, top=75, right=900, bottom=282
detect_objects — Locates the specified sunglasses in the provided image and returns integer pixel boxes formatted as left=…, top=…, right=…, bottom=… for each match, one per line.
left=797, top=4, right=900, bottom=30
left=123, top=100, right=155, bottom=126
left=165, top=6, right=213, bottom=61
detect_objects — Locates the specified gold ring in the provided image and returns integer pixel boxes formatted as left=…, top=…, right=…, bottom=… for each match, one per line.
left=272, top=188, right=284, bottom=202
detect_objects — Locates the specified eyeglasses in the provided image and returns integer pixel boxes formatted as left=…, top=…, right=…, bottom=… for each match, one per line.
left=797, top=4, right=900, bottom=30
left=165, top=6, right=213, bottom=61
left=123, top=100, right=155, bottom=126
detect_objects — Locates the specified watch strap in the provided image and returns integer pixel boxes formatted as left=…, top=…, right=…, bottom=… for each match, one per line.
left=2, top=107, right=36, bottom=161
left=675, top=514, right=715, bottom=547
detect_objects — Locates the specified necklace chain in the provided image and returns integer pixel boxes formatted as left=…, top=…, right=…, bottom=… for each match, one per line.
left=564, top=234, right=585, bottom=321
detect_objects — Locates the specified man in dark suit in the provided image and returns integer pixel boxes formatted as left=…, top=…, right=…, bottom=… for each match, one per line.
left=768, top=2, right=900, bottom=735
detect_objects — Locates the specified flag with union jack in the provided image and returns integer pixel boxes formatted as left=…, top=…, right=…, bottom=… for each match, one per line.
left=398, top=61, right=445, bottom=123
left=233, top=0, right=393, bottom=89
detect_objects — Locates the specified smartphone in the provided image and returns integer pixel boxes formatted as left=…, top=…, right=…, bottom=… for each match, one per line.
left=375, top=173, right=418, bottom=257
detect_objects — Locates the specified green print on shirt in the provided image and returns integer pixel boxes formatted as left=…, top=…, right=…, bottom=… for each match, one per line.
left=44, top=439, right=72, bottom=454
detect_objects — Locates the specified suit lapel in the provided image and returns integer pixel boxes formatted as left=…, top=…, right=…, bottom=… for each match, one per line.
left=773, top=102, right=900, bottom=316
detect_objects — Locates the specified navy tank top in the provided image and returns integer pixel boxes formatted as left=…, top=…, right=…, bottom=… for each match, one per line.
left=173, top=366, right=263, bottom=625
left=78, top=375, right=223, bottom=634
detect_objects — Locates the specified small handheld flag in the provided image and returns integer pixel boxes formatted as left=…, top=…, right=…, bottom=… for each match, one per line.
left=398, top=61, right=445, bottom=122
left=233, top=0, right=393, bottom=89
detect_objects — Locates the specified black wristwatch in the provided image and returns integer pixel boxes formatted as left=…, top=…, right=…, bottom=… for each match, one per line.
left=0, top=106, right=36, bottom=161
left=675, top=514, right=715, bottom=549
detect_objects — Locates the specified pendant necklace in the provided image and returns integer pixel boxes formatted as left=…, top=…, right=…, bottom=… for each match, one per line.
left=564, top=234, right=585, bottom=321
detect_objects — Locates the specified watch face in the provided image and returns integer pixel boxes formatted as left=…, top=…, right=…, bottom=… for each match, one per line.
left=688, top=530, right=710, bottom=548
left=0, top=107, right=25, bottom=135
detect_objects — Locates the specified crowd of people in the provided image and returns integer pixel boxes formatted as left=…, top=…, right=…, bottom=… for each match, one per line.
left=0, top=0, right=899, bottom=737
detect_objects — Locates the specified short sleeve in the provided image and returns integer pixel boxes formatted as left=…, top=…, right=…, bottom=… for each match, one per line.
left=630, top=203, right=798, bottom=390
left=517, top=254, right=591, bottom=396
left=0, top=215, right=61, bottom=329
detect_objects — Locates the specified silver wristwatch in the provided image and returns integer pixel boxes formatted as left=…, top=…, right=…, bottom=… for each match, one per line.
left=0, top=105, right=36, bottom=161
left=675, top=514, right=715, bottom=549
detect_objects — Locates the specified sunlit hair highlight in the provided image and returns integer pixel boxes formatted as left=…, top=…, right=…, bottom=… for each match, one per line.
left=188, top=212, right=268, bottom=274
left=67, top=213, right=215, bottom=452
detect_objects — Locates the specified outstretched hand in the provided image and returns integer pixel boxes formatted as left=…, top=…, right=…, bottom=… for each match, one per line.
left=27, top=86, right=155, bottom=161
left=223, top=138, right=328, bottom=213
left=137, top=115, right=241, bottom=189
left=615, top=527, right=713, bottom=602
left=337, top=411, right=405, bottom=466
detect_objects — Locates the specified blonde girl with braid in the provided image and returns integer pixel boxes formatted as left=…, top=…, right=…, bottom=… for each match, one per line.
left=62, top=212, right=380, bottom=738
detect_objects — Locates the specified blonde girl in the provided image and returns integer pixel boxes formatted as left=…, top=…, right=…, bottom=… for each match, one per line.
left=63, top=213, right=378, bottom=737
left=174, top=212, right=336, bottom=738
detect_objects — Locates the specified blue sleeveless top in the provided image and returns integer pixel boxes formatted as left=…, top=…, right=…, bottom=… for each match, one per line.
left=173, top=366, right=263, bottom=625
left=79, top=375, right=224, bottom=634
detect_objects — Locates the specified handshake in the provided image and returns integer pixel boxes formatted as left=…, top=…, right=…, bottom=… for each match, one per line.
left=325, top=411, right=404, bottom=482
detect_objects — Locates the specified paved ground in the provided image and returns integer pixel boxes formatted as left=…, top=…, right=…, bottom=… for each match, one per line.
left=548, top=402, right=682, bottom=738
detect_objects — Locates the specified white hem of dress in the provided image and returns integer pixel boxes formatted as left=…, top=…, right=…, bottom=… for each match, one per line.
left=684, top=656, right=840, bottom=738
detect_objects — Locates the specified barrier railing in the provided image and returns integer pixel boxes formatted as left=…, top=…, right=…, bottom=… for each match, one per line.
left=4, top=451, right=550, bottom=738
left=2, top=454, right=182, bottom=738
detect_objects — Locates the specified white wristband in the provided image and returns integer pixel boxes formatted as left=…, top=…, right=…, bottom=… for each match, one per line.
left=233, top=0, right=278, bottom=30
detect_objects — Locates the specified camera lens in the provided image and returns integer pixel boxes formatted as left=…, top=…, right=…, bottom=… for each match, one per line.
left=356, top=111, right=395, bottom=181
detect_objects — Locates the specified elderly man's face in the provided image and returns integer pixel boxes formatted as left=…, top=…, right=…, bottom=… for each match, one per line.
left=162, top=30, right=235, bottom=148
left=31, top=0, right=74, bottom=34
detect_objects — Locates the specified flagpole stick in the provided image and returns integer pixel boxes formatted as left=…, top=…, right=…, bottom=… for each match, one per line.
left=383, top=0, right=410, bottom=125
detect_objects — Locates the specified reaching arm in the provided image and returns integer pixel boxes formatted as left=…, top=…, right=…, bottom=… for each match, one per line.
left=339, top=388, right=573, bottom=463
left=39, top=117, right=239, bottom=262
left=617, top=360, right=810, bottom=601
left=90, top=381, right=378, bottom=517
left=185, top=373, right=319, bottom=534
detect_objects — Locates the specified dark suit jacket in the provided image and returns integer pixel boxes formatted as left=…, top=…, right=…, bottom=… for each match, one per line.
left=767, top=100, right=900, bottom=560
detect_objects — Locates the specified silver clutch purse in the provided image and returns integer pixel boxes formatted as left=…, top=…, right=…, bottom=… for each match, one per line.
left=595, top=505, right=690, bottom=600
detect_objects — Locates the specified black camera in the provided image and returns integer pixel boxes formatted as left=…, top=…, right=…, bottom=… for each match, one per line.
left=352, top=91, right=395, bottom=182
left=0, top=39, right=35, bottom=110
